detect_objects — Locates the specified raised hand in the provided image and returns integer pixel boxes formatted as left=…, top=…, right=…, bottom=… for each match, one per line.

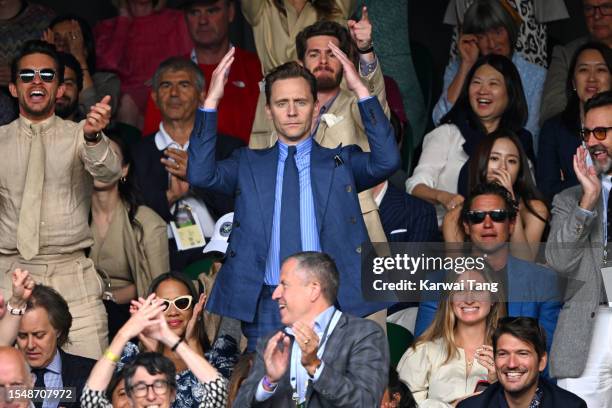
left=10, top=268, right=35, bottom=307
left=203, top=47, right=235, bottom=110
left=436, top=190, right=465, bottom=211
left=347, top=6, right=372, bottom=52
left=65, top=20, right=87, bottom=63
left=458, top=33, right=480, bottom=69
left=328, top=41, right=369, bottom=99
left=185, top=293, right=206, bottom=347
left=41, top=28, right=55, bottom=46
left=573, top=145, right=601, bottom=211
left=161, top=148, right=188, bottom=180
left=263, top=331, right=291, bottom=383
left=488, top=168, right=515, bottom=199
left=83, top=95, right=112, bottom=137
left=119, top=294, right=165, bottom=340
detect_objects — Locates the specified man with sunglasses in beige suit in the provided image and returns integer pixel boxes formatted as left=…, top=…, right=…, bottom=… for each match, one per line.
left=0, top=40, right=120, bottom=360
left=546, top=90, right=612, bottom=407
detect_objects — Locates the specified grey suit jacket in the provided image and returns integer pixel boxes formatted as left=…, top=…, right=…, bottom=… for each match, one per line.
left=545, top=184, right=603, bottom=378
left=233, top=313, right=389, bottom=407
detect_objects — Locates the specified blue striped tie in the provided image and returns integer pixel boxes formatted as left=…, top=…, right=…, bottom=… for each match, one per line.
left=280, top=146, right=302, bottom=265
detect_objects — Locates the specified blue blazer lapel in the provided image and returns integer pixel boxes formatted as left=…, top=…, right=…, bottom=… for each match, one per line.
left=310, top=142, right=338, bottom=234
left=249, top=145, right=280, bottom=243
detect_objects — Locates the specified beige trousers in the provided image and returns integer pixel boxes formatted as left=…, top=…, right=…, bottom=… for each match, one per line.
left=0, top=252, right=108, bottom=360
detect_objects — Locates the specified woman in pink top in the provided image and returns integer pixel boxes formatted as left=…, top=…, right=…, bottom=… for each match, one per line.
left=94, top=0, right=193, bottom=129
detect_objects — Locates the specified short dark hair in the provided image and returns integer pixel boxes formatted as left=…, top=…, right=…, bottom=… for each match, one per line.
left=123, top=353, right=177, bottom=397
left=295, top=20, right=352, bottom=61
left=26, top=285, right=72, bottom=348
left=11, top=40, right=64, bottom=84
left=462, top=0, right=520, bottom=52
left=493, top=317, right=547, bottom=361
left=584, top=90, right=612, bottom=116
left=264, top=61, right=317, bottom=105
left=461, top=182, right=518, bottom=224
left=152, top=57, right=205, bottom=93
left=48, top=14, right=96, bottom=72
left=442, top=54, right=528, bottom=133
left=288, top=251, right=339, bottom=304
left=58, top=52, right=83, bottom=92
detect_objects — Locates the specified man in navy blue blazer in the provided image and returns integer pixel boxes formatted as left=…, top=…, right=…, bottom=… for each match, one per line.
left=415, top=183, right=561, bottom=360
left=187, top=46, right=400, bottom=350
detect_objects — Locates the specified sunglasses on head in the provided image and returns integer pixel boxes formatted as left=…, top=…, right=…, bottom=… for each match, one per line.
left=159, top=295, right=193, bottom=311
left=466, top=209, right=511, bottom=224
left=581, top=126, right=612, bottom=142
left=18, top=68, right=56, bottom=83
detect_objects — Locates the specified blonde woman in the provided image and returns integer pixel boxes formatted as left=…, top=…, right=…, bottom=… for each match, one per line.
left=397, top=270, right=505, bottom=407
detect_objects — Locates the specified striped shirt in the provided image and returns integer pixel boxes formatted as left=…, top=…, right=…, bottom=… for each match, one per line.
left=264, top=137, right=321, bottom=284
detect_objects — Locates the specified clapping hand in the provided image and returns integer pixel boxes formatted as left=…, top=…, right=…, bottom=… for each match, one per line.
left=458, top=32, right=480, bottom=69
left=293, top=321, right=321, bottom=375
left=573, top=145, right=601, bottom=211
left=328, top=42, right=369, bottom=99
left=10, top=268, right=35, bottom=307
left=203, top=47, right=235, bottom=110
left=120, top=294, right=166, bottom=342
left=474, top=345, right=497, bottom=383
left=185, top=293, right=206, bottom=349
left=263, top=331, right=291, bottom=383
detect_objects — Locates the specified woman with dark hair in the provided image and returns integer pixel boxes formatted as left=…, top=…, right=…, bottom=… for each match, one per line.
left=43, top=14, right=120, bottom=116
left=443, top=129, right=549, bottom=260
left=120, top=272, right=238, bottom=407
left=433, top=0, right=546, bottom=139
left=94, top=0, right=193, bottom=128
left=537, top=42, right=612, bottom=201
left=82, top=294, right=227, bottom=407
left=90, top=133, right=169, bottom=338
left=381, top=367, right=417, bottom=408
left=397, top=269, right=505, bottom=407
left=407, top=54, right=534, bottom=226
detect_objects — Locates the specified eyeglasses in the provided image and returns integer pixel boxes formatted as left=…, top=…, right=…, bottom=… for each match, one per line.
left=581, top=126, right=612, bottom=141
left=466, top=209, right=512, bottom=224
left=159, top=295, right=193, bottom=311
left=130, top=380, right=170, bottom=398
left=18, top=68, right=56, bottom=83
left=584, top=3, right=612, bottom=17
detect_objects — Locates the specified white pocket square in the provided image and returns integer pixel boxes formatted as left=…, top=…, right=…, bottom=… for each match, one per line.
left=321, top=113, right=344, bottom=127
left=390, top=229, right=407, bottom=235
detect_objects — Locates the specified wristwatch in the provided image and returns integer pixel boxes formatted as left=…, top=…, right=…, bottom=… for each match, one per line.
left=84, top=131, right=102, bottom=143
left=6, top=301, right=26, bottom=315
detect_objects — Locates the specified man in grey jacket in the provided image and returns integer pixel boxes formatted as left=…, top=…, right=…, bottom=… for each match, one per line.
left=546, top=90, right=612, bottom=407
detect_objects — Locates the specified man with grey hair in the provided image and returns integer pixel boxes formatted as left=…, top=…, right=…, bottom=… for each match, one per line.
left=234, top=251, right=390, bottom=407
left=0, top=346, right=34, bottom=408
left=131, top=57, right=243, bottom=269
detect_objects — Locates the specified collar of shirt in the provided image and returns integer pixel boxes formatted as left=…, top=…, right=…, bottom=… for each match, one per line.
left=278, top=137, right=313, bottom=162
left=602, top=175, right=612, bottom=242
left=374, top=180, right=388, bottom=207
left=45, top=349, right=62, bottom=375
left=18, top=114, right=57, bottom=136
left=191, top=45, right=234, bottom=65
left=155, top=123, right=188, bottom=151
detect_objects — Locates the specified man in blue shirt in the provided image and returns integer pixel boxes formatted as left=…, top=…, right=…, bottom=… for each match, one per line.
left=187, top=45, right=400, bottom=350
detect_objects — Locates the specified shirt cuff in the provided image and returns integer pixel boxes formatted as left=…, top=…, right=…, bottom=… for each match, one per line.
left=255, top=379, right=276, bottom=401
left=576, top=206, right=596, bottom=217
left=198, top=107, right=217, bottom=113
left=358, top=96, right=375, bottom=103
left=310, top=361, right=325, bottom=382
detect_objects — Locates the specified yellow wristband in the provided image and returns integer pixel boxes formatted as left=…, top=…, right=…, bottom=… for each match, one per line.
left=103, top=349, right=120, bottom=363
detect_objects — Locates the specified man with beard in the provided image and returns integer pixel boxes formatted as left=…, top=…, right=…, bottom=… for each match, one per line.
left=55, top=52, right=83, bottom=122
left=545, top=90, right=612, bottom=406
left=457, top=317, right=586, bottom=408
left=249, top=16, right=392, bottom=303
left=0, top=40, right=120, bottom=360
left=415, top=182, right=561, bottom=368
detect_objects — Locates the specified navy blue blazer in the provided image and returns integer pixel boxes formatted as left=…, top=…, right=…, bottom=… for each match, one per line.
left=414, top=256, right=562, bottom=359
left=378, top=182, right=438, bottom=243
left=59, top=349, right=96, bottom=408
left=457, top=377, right=586, bottom=408
left=536, top=114, right=581, bottom=202
left=187, top=98, right=401, bottom=321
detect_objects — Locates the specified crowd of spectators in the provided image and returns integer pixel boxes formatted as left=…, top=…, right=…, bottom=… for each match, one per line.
left=2, top=0, right=612, bottom=407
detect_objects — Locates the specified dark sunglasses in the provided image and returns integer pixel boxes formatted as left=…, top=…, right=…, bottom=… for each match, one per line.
left=581, top=126, right=612, bottom=142
left=466, top=209, right=511, bottom=224
left=159, top=295, right=193, bottom=311
left=18, top=68, right=56, bottom=83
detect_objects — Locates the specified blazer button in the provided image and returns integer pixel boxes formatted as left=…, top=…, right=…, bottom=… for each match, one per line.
left=346, top=185, right=352, bottom=193
left=356, top=246, right=361, bottom=254
left=234, top=221, right=240, bottom=228
left=591, top=312, right=596, bottom=318
left=229, top=250, right=236, bottom=257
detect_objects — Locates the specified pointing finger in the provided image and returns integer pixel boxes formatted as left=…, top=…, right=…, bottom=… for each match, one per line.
left=361, top=6, right=369, bottom=22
